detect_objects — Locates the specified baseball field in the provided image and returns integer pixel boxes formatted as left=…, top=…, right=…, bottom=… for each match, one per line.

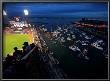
left=3, top=33, right=33, bottom=57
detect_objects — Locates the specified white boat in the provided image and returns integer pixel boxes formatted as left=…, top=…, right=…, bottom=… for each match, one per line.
left=69, top=46, right=77, bottom=51
left=58, top=27, right=61, bottom=30
left=70, top=31, right=73, bottom=34
left=72, top=35, right=76, bottom=39
left=75, top=40, right=81, bottom=43
left=64, top=29, right=68, bottom=32
left=85, top=35, right=91, bottom=39
left=67, top=37, right=71, bottom=41
left=61, top=37, right=65, bottom=42
left=82, top=32, right=86, bottom=35
left=69, top=45, right=81, bottom=52
left=53, top=31, right=60, bottom=37
left=91, top=43, right=103, bottom=50
left=82, top=43, right=88, bottom=46
left=59, top=34, right=62, bottom=36
left=97, top=40, right=104, bottom=45
left=81, top=41, right=88, bottom=45
left=76, top=47, right=81, bottom=51
left=98, top=40, right=103, bottom=43
left=67, top=34, right=70, bottom=36
left=80, top=35, right=82, bottom=37
left=84, top=56, right=90, bottom=60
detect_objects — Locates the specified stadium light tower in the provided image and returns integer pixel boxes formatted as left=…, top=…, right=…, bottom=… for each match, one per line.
left=24, top=9, right=29, bottom=16
left=3, top=10, right=7, bottom=16
left=24, top=9, right=29, bottom=27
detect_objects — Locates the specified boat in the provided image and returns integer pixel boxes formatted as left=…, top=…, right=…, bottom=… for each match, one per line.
left=69, top=45, right=81, bottom=52
left=80, top=35, right=82, bottom=37
left=82, top=32, right=86, bottom=35
left=82, top=43, right=88, bottom=46
left=69, top=46, right=77, bottom=51
left=85, top=36, right=91, bottom=39
left=52, top=31, right=60, bottom=37
left=67, top=37, right=71, bottom=41
left=60, top=37, right=65, bottom=42
left=84, top=56, right=90, bottom=60
left=70, top=31, right=73, bottom=34
left=81, top=41, right=88, bottom=46
left=75, top=40, right=81, bottom=43
left=91, top=43, right=103, bottom=51
left=97, top=40, right=104, bottom=45
left=67, top=34, right=70, bottom=36
left=72, top=35, right=76, bottom=39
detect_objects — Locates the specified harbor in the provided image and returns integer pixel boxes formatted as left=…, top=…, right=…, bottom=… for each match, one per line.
left=2, top=2, right=108, bottom=79
left=38, top=23, right=108, bottom=79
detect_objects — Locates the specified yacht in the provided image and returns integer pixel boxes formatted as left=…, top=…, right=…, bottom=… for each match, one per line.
left=72, top=35, right=76, bottom=39
left=53, top=31, right=60, bottom=37
left=85, top=35, right=91, bottom=39
left=81, top=41, right=88, bottom=46
left=67, top=34, right=70, bottom=36
left=70, top=31, right=74, bottom=34
left=69, top=45, right=81, bottom=52
left=80, top=35, right=82, bottom=37
left=97, top=40, right=104, bottom=45
left=91, top=42, right=103, bottom=51
left=61, top=37, right=65, bottom=42
left=82, top=43, right=88, bottom=46
left=67, top=37, right=71, bottom=41
left=75, top=40, right=81, bottom=43
left=84, top=56, right=90, bottom=60
left=82, top=32, right=86, bottom=35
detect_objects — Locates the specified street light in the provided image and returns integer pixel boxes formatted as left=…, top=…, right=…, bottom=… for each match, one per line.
left=24, top=9, right=28, bottom=16
left=3, top=10, right=7, bottom=16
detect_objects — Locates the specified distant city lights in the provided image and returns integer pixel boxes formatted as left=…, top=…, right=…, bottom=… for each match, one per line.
left=24, top=9, right=29, bottom=15
left=3, top=10, right=7, bottom=15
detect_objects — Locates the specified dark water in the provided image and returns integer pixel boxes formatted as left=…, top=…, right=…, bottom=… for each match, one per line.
left=39, top=22, right=108, bottom=79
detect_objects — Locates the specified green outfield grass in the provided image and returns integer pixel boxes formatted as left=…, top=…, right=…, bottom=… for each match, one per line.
left=3, top=34, right=31, bottom=57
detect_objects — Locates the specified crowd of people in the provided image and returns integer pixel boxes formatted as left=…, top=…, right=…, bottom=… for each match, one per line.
left=3, top=26, right=32, bottom=34
left=3, top=27, right=14, bottom=34
left=3, top=42, right=35, bottom=78
left=3, top=40, right=61, bottom=79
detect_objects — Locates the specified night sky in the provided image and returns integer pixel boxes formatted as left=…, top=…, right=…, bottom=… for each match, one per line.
left=3, top=2, right=108, bottom=25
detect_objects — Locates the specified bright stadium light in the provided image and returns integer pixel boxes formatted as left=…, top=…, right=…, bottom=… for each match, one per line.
left=24, top=9, right=28, bottom=15
left=3, top=10, right=7, bottom=15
